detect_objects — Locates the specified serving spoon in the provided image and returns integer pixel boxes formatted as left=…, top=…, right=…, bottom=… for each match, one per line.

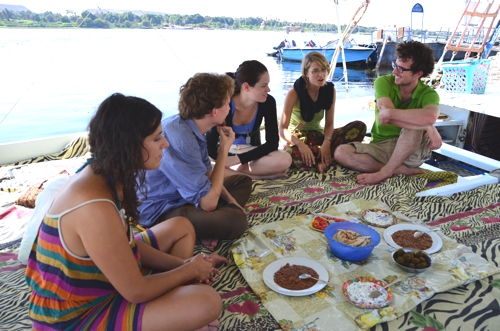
left=414, top=228, right=441, bottom=237
left=368, top=278, right=402, bottom=299
left=298, top=273, right=337, bottom=287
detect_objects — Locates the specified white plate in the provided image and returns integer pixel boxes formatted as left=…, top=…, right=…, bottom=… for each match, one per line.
left=383, top=224, right=443, bottom=254
left=262, top=257, right=328, bottom=296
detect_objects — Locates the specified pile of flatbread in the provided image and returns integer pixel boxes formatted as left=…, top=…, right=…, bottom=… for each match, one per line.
left=333, top=229, right=372, bottom=247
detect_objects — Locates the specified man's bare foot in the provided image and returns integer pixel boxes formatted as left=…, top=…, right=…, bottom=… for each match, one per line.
left=250, top=172, right=288, bottom=180
left=200, top=239, right=218, bottom=251
left=207, top=253, right=228, bottom=267
left=356, top=165, right=394, bottom=185
left=315, top=162, right=328, bottom=174
left=394, top=165, right=426, bottom=176
left=356, top=171, right=390, bottom=185
left=357, top=166, right=427, bottom=185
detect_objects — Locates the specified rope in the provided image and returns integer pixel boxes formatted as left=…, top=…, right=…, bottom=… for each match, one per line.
left=328, top=0, right=371, bottom=82
left=134, top=8, right=191, bottom=75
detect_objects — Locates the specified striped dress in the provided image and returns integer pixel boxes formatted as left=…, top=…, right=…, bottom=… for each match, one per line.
left=25, top=199, right=157, bottom=331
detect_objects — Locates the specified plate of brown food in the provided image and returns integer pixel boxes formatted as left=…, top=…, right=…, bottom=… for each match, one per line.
left=383, top=224, right=442, bottom=254
left=262, top=257, right=329, bottom=296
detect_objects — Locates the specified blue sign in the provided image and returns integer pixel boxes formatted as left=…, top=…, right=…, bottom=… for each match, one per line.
left=412, top=3, right=424, bottom=13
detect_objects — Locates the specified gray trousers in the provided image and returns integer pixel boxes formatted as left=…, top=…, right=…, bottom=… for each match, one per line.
left=157, top=174, right=252, bottom=240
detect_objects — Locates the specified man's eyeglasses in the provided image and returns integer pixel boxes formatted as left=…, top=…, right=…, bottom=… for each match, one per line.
left=309, top=68, right=328, bottom=75
left=392, top=61, right=412, bottom=74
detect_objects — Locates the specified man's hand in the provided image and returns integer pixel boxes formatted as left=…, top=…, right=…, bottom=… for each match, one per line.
left=426, top=125, right=442, bottom=150
left=378, top=106, right=393, bottom=125
left=217, top=126, right=235, bottom=153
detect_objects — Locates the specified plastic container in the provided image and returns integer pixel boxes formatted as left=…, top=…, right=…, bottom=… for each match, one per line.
left=441, top=59, right=491, bottom=94
left=324, top=222, right=380, bottom=262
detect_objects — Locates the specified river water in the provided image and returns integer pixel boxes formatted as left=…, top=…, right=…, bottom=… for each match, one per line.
left=0, top=29, right=390, bottom=143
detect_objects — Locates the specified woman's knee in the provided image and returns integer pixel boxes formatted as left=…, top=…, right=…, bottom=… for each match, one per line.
left=278, top=151, right=293, bottom=169
left=199, top=286, right=223, bottom=318
left=153, top=216, right=195, bottom=241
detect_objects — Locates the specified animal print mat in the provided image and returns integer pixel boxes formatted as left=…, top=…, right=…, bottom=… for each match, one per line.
left=1, top=165, right=500, bottom=330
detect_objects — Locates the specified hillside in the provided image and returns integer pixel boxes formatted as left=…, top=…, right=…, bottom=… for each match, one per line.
left=0, top=4, right=30, bottom=12
left=0, top=4, right=168, bottom=16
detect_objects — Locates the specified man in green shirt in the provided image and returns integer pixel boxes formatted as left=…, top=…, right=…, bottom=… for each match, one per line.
left=334, top=40, right=442, bottom=184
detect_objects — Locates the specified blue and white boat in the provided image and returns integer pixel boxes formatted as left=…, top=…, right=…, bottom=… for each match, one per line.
left=272, top=38, right=377, bottom=64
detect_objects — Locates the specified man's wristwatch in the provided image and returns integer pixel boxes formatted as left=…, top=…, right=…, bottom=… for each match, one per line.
left=325, top=136, right=332, bottom=142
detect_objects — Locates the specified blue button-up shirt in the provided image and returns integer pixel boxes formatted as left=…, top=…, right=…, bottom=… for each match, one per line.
left=137, top=115, right=212, bottom=227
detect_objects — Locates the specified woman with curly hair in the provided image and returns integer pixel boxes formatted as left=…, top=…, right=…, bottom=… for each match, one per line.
left=26, top=93, right=225, bottom=330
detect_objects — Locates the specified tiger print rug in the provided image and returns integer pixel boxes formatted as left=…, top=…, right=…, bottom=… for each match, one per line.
left=1, top=164, right=499, bottom=330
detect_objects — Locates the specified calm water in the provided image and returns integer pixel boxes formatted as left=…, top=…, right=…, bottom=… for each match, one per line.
left=0, top=29, right=389, bottom=143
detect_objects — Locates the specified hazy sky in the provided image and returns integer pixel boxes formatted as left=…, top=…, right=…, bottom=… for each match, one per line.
left=3, top=0, right=488, bottom=30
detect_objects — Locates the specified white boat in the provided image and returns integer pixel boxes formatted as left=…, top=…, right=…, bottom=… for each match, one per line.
left=269, top=27, right=376, bottom=64
left=275, top=39, right=376, bottom=63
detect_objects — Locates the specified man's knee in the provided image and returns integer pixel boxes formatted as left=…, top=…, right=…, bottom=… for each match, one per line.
left=399, top=128, right=425, bottom=142
left=334, top=144, right=354, bottom=161
left=228, top=209, right=249, bottom=239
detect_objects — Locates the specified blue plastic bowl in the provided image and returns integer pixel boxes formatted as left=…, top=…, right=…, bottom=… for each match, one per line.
left=324, top=222, right=381, bottom=262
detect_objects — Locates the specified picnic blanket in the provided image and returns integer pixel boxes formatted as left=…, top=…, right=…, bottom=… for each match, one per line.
left=1, top=164, right=500, bottom=330
left=231, top=198, right=500, bottom=330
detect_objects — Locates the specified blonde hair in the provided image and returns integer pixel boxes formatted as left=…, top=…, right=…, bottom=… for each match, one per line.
left=301, top=52, right=330, bottom=88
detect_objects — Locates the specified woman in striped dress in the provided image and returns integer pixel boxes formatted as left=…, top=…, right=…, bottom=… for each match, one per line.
left=25, top=93, right=226, bottom=331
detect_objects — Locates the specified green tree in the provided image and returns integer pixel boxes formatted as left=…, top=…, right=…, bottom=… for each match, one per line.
left=140, top=19, right=152, bottom=28
left=104, top=12, right=120, bottom=24
left=119, top=12, right=138, bottom=23
left=93, top=18, right=110, bottom=28
left=81, top=10, right=96, bottom=21
left=1, top=9, right=13, bottom=20
left=168, top=14, right=181, bottom=25
left=80, top=17, right=94, bottom=28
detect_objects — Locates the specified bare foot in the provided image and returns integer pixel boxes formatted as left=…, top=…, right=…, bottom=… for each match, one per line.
left=200, top=239, right=218, bottom=251
left=394, top=165, right=426, bottom=176
left=356, top=167, right=393, bottom=185
left=315, top=162, right=328, bottom=174
left=357, top=166, right=427, bottom=185
left=250, top=172, right=288, bottom=180
left=207, top=253, right=228, bottom=267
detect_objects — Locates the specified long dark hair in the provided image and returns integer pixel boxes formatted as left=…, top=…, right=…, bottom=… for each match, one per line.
left=88, top=93, right=162, bottom=222
left=226, top=60, right=268, bottom=95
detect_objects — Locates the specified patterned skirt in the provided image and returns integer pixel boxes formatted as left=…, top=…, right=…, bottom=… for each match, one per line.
left=284, top=120, right=367, bottom=171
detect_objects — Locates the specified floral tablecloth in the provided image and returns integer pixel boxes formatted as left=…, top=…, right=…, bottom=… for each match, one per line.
left=231, top=199, right=500, bottom=331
